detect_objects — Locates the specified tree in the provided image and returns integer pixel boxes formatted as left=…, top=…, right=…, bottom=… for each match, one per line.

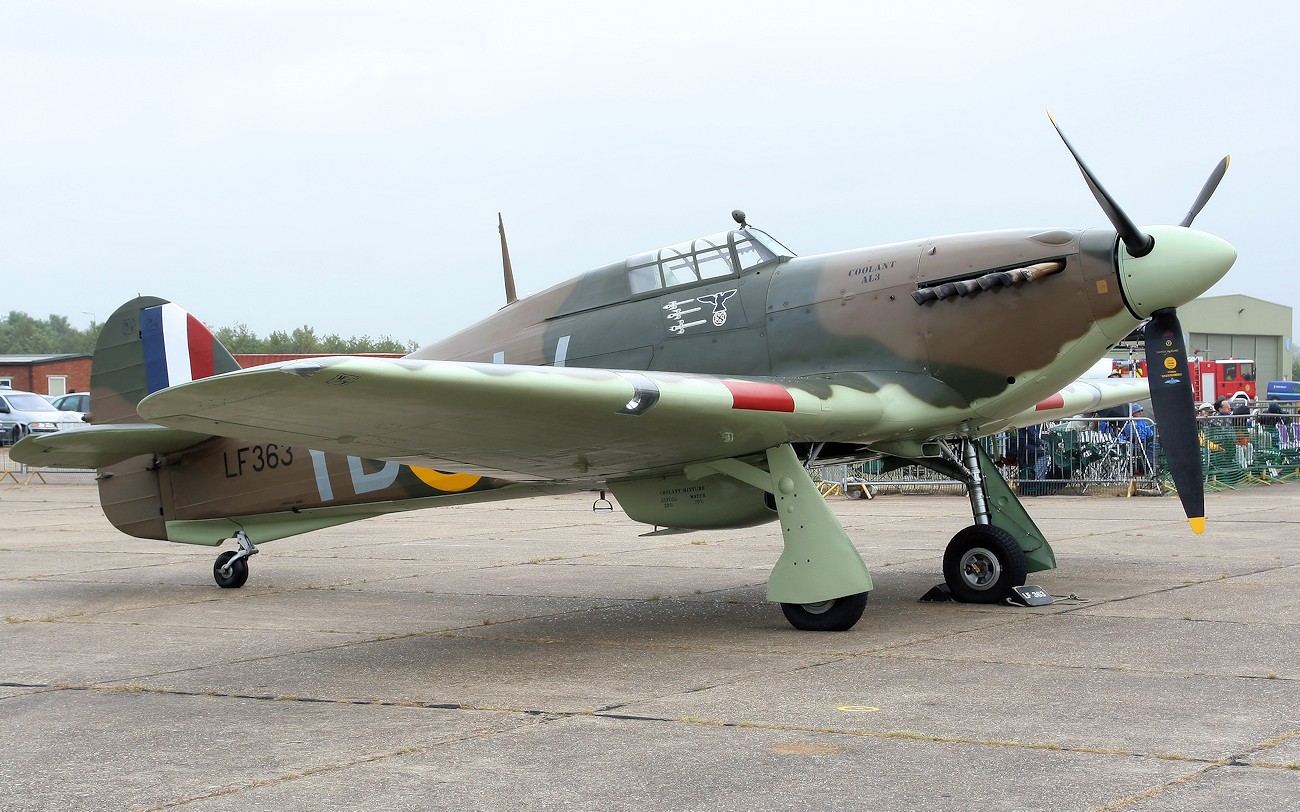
left=213, top=323, right=264, bottom=354
left=289, top=326, right=320, bottom=353
left=0, top=311, right=416, bottom=355
left=0, top=312, right=100, bottom=354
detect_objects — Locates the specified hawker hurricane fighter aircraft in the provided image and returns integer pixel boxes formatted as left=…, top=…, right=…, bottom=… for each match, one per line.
left=14, top=117, right=1235, bottom=631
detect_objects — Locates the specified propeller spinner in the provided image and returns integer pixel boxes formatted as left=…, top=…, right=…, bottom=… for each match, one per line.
left=1049, top=113, right=1236, bottom=533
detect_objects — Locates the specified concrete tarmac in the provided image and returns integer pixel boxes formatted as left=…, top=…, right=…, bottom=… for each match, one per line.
left=2, top=476, right=1297, bottom=811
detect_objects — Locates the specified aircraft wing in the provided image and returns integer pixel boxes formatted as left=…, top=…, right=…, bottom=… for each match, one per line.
left=137, top=357, right=885, bottom=482
left=1003, top=376, right=1152, bottom=429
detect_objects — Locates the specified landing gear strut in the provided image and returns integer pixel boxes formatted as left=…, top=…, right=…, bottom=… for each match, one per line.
left=213, top=531, right=258, bottom=589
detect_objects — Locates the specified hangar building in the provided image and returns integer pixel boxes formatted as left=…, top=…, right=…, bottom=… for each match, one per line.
left=1177, top=294, right=1294, bottom=383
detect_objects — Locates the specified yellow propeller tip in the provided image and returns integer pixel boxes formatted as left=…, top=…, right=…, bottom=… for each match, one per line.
left=1188, top=516, right=1206, bottom=535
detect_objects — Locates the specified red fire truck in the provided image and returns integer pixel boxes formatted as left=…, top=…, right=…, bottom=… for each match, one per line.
left=1112, top=356, right=1257, bottom=404
left=1189, top=357, right=1256, bottom=404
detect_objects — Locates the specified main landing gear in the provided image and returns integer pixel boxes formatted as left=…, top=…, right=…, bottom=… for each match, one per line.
left=933, top=437, right=1050, bottom=604
left=213, top=531, right=259, bottom=589
left=683, top=444, right=875, bottom=632
left=942, top=524, right=1026, bottom=603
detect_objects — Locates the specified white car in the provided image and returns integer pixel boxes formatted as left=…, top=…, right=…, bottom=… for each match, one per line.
left=48, top=392, right=90, bottom=422
left=1, top=389, right=85, bottom=444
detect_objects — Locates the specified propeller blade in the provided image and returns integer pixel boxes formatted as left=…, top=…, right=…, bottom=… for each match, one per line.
left=1144, top=308, right=1205, bottom=532
left=1048, top=111, right=1154, bottom=258
left=1179, top=155, right=1231, bottom=228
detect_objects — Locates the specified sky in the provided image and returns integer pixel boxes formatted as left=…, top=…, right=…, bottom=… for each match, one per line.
left=1, top=1, right=1296, bottom=348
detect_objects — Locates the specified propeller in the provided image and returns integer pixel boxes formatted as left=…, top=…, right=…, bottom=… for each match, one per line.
left=1048, top=112, right=1232, bottom=534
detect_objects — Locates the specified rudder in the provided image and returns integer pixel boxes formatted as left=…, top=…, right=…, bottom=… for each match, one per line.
left=91, top=297, right=240, bottom=425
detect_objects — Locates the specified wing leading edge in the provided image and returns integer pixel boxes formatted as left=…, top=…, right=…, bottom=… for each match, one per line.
left=1004, top=376, right=1151, bottom=428
left=137, top=357, right=886, bottom=482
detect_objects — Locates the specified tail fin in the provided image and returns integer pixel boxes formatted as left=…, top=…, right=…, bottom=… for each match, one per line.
left=11, top=297, right=235, bottom=469
left=91, top=296, right=240, bottom=424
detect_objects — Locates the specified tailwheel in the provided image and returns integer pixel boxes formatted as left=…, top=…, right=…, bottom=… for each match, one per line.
left=213, top=551, right=249, bottom=589
left=780, top=592, right=869, bottom=631
left=942, top=525, right=1027, bottom=603
left=212, top=531, right=258, bottom=589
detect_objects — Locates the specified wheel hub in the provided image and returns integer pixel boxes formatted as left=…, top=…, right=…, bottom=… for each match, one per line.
left=799, top=600, right=835, bottom=615
left=959, top=546, right=1002, bottom=591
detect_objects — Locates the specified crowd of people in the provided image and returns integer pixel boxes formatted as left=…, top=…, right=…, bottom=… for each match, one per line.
left=1005, top=394, right=1298, bottom=494
left=1195, top=395, right=1294, bottom=428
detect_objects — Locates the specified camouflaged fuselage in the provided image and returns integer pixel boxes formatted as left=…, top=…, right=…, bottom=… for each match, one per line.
left=413, top=226, right=1136, bottom=443
left=78, top=224, right=1154, bottom=544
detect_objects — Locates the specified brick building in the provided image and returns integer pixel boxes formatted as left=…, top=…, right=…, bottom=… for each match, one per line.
left=0, top=354, right=92, bottom=395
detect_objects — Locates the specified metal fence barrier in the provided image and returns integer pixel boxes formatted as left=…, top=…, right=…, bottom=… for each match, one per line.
left=0, top=447, right=95, bottom=485
left=814, top=411, right=1300, bottom=499
left=1199, top=414, right=1300, bottom=491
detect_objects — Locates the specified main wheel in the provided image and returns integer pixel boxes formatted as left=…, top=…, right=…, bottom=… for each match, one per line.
left=213, top=550, right=249, bottom=589
left=942, top=525, right=1027, bottom=603
left=780, top=592, right=869, bottom=631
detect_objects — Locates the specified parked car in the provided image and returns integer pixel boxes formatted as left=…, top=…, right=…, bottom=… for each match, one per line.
left=0, top=389, right=85, bottom=445
left=49, top=392, right=90, bottom=418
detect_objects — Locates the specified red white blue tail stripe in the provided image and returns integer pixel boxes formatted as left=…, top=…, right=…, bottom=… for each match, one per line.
left=142, top=303, right=216, bottom=394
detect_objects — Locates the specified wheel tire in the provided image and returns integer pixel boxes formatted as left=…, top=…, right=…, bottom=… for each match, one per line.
left=942, top=525, right=1027, bottom=604
left=213, top=550, right=249, bottom=589
left=780, top=592, right=869, bottom=631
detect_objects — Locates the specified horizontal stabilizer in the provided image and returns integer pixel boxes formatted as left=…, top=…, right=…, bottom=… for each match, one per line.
left=8, top=423, right=212, bottom=469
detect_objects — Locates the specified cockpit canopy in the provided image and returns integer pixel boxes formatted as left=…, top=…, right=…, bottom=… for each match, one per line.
left=625, top=228, right=790, bottom=294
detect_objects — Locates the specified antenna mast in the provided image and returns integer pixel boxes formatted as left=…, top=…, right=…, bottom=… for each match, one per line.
left=498, top=212, right=518, bottom=306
